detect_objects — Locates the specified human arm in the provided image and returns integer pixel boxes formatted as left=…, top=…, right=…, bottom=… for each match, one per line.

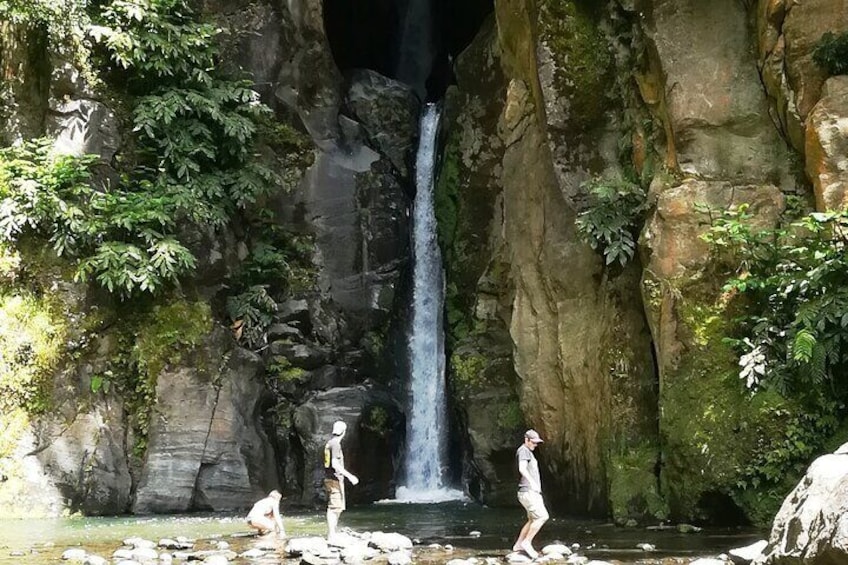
left=272, top=500, right=285, bottom=537
left=332, top=457, right=359, bottom=485
left=518, top=459, right=541, bottom=493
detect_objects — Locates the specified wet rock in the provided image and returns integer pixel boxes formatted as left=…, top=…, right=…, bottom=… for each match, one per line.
left=293, top=387, right=402, bottom=504
left=566, top=556, right=588, bottom=565
left=637, top=542, right=656, bottom=551
left=677, top=523, right=702, bottom=534
left=506, top=552, right=533, bottom=563
left=729, top=540, right=767, bottom=564
left=158, top=539, right=193, bottom=550
left=368, top=532, right=413, bottom=552
left=240, top=548, right=266, bottom=558
left=61, top=548, right=87, bottom=561
left=214, top=541, right=230, bottom=550
left=112, top=549, right=134, bottom=559
left=84, top=556, right=108, bottom=565
left=469, top=530, right=481, bottom=538
left=115, top=561, right=141, bottom=565
left=133, top=333, right=277, bottom=513
left=202, top=555, right=230, bottom=565
left=542, top=544, right=572, bottom=556
left=691, top=559, right=727, bottom=565
left=343, top=69, right=419, bottom=179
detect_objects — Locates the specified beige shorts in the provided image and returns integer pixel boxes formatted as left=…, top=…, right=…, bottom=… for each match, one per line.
left=324, top=478, right=345, bottom=512
left=517, top=490, right=549, bottom=521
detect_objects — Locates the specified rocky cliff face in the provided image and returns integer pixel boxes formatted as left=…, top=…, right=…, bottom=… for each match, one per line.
left=439, top=0, right=848, bottom=523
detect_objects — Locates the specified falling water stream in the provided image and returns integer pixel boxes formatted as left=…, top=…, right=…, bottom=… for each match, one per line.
left=395, top=104, right=462, bottom=502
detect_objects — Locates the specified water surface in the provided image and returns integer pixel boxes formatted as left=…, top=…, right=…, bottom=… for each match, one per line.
left=0, top=502, right=763, bottom=564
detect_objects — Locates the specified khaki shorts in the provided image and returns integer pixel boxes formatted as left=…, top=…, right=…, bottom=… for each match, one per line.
left=324, top=478, right=345, bottom=512
left=517, top=490, right=549, bottom=521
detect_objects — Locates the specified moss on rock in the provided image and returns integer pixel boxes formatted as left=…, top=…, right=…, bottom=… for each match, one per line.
left=0, top=291, right=67, bottom=414
left=609, top=442, right=668, bottom=523
left=537, top=0, right=613, bottom=131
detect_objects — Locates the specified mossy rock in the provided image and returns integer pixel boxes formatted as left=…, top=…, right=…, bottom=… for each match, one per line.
left=609, top=443, right=668, bottom=523
left=537, top=0, right=613, bottom=131
left=0, top=290, right=68, bottom=414
left=658, top=281, right=824, bottom=525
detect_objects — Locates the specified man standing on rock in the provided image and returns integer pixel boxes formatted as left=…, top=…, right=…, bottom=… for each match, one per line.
left=325, top=420, right=359, bottom=541
left=512, top=429, right=549, bottom=559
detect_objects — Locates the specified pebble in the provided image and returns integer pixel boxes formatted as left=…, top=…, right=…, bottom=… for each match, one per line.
left=131, top=547, right=159, bottom=561
left=84, top=556, right=108, bottom=565
left=444, top=544, right=454, bottom=552
left=240, top=548, right=266, bottom=558
left=9, top=551, right=24, bottom=557
left=469, top=530, right=481, bottom=538
left=113, top=549, right=134, bottom=559
left=215, top=541, right=230, bottom=550
left=202, top=555, right=230, bottom=565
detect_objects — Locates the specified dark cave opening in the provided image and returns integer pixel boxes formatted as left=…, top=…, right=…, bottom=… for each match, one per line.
left=322, top=0, right=493, bottom=100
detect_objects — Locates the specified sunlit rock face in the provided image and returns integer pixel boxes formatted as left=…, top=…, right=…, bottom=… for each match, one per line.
left=805, top=77, right=848, bottom=212
left=753, top=444, right=848, bottom=565
left=757, top=0, right=848, bottom=153
left=636, top=0, right=794, bottom=520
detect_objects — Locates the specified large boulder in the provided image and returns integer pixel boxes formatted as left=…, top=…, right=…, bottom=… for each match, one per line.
left=292, top=385, right=403, bottom=505
left=753, top=443, right=848, bottom=565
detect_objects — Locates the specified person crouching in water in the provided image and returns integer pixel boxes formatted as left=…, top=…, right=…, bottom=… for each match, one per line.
left=246, top=490, right=285, bottom=538
left=324, top=420, right=359, bottom=541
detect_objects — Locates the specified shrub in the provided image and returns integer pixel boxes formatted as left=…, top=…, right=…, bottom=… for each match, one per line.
left=813, top=31, right=848, bottom=76
left=576, top=176, right=648, bottom=266
left=702, top=206, right=848, bottom=500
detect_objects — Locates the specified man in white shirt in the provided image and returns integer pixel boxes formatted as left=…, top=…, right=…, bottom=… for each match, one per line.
left=512, top=429, right=549, bottom=559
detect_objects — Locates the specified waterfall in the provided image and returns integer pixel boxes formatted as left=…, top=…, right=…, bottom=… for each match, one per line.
left=395, top=104, right=463, bottom=503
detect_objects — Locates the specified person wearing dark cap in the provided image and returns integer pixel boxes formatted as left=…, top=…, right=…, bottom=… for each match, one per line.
left=324, top=420, right=359, bottom=541
left=512, top=429, right=549, bottom=559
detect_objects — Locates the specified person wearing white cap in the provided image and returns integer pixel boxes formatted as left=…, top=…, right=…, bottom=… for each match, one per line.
left=512, top=429, right=549, bottom=559
left=324, top=420, right=359, bottom=541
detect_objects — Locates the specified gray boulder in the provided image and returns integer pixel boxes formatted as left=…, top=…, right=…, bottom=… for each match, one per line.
left=753, top=443, right=848, bottom=565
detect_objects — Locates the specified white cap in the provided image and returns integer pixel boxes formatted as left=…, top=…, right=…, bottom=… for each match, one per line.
left=332, top=421, right=347, bottom=435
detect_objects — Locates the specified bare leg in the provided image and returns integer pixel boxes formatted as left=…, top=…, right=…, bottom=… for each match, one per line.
left=326, top=509, right=340, bottom=540
left=512, top=521, right=531, bottom=551
left=248, top=516, right=276, bottom=536
left=520, top=518, right=547, bottom=559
